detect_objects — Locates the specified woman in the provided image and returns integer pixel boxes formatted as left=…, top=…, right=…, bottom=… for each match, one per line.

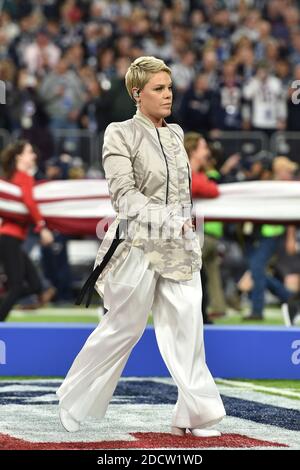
left=0, top=140, right=54, bottom=321
left=57, top=57, right=225, bottom=436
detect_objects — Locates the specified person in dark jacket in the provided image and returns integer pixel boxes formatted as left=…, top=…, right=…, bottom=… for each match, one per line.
left=179, top=73, right=218, bottom=135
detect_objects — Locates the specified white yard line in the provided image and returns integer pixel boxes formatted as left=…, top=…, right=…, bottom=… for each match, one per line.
left=216, top=378, right=300, bottom=399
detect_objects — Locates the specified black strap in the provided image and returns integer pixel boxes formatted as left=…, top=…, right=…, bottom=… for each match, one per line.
left=75, top=223, right=125, bottom=308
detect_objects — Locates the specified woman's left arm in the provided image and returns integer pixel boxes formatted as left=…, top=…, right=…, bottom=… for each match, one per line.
left=18, top=173, right=47, bottom=233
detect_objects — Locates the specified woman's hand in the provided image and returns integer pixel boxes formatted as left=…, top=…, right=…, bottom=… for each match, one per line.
left=220, top=153, right=240, bottom=175
left=182, top=219, right=196, bottom=251
left=40, top=227, right=54, bottom=246
left=286, top=237, right=297, bottom=256
left=182, top=219, right=194, bottom=235
left=286, top=225, right=297, bottom=256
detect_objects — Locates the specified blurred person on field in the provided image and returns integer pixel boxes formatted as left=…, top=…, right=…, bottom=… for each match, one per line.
left=0, top=141, right=55, bottom=321
left=243, top=156, right=300, bottom=323
left=184, top=132, right=226, bottom=322
left=41, top=155, right=74, bottom=304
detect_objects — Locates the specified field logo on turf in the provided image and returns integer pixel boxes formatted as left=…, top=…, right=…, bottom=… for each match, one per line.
left=0, top=340, right=6, bottom=364
left=291, top=339, right=300, bottom=365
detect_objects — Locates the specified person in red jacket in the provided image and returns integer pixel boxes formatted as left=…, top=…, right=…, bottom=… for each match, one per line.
left=184, top=132, right=220, bottom=198
left=0, top=140, right=55, bottom=321
left=184, top=132, right=221, bottom=324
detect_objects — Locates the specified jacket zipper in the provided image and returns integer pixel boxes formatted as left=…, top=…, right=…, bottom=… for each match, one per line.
left=156, top=129, right=169, bottom=204
left=187, top=163, right=193, bottom=207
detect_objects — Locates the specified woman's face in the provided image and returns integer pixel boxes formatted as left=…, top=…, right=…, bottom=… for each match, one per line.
left=192, top=138, right=210, bottom=168
left=137, top=71, right=173, bottom=125
left=16, top=143, right=37, bottom=171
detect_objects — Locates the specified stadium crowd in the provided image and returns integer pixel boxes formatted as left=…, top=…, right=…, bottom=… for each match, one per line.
left=0, top=0, right=300, bottom=323
left=1, top=1, right=300, bottom=142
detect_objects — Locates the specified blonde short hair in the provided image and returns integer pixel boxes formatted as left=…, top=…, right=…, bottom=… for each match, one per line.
left=125, top=56, right=172, bottom=100
left=184, top=132, right=204, bottom=158
left=272, top=156, right=298, bottom=173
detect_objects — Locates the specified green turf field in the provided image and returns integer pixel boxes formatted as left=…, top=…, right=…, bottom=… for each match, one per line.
left=4, top=305, right=293, bottom=325
left=0, top=376, right=298, bottom=397
left=236, top=379, right=300, bottom=390
left=6, top=307, right=99, bottom=323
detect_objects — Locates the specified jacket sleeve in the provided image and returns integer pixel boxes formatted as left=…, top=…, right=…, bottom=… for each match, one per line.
left=102, top=122, right=151, bottom=218
left=18, top=173, right=46, bottom=232
left=191, top=172, right=220, bottom=198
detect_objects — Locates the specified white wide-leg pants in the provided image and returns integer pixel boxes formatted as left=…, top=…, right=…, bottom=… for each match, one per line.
left=56, top=246, right=225, bottom=428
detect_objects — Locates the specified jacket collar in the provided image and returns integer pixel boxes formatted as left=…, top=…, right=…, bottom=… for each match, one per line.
left=134, top=109, right=168, bottom=129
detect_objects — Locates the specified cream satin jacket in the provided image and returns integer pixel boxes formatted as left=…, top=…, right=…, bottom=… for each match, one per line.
left=95, top=109, right=202, bottom=297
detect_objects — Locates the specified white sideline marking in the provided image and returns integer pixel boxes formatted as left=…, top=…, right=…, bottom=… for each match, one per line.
left=217, top=379, right=300, bottom=399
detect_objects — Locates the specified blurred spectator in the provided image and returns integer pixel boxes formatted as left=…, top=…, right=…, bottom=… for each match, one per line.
left=41, top=231, right=73, bottom=305
left=8, top=13, right=35, bottom=68
left=243, top=156, right=299, bottom=321
left=64, top=43, right=85, bottom=72
left=244, top=150, right=273, bottom=182
left=190, top=9, right=211, bottom=46
left=105, top=56, right=136, bottom=122
left=287, top=64, right=300, bottom=131
left=11, top=68, right=53, bottom=165
left=184, top=131, right=225, bottom=321
left=97, top=47, right=116, bottom=83
left=170, top=49, right=196, bottom=117
left=0, top=10, right=19, bottom=44
left=80, top=78, right=109, bottom=133
left=277, top=223, right=300, bottom=304
left=231, top=8, right=261, bottom=44
left=243, top=62, right=287, bottom=134
left=0, top=0, right=299, bottom=144
left=235, top=41, right=256, bottom=82
left=275, top=58, right=291, bottom=90
left=274, top=157, right=300, bottom=318
left=0, top=58, right=15, bottom=130
left=179, top=73, right=218, bottom=134
left=23, top=29, right=60, bottom=76
left=184, top=132, right=220, bottom=199
left=201, top=48, right=219, bottom=90
left=39, top=57, right=85, bottom=155
left=41, top=154, right=74, bottom=304
left=0, top=140, right=55, bottom=321
left=214, top=60, right=243, bottom=130
left=290, top=30, right=300, bottom=66
left=255, top=19, right=272, bottom=61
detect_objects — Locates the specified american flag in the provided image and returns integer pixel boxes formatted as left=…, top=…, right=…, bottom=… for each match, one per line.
left=0, top=179, right=299, bottom=235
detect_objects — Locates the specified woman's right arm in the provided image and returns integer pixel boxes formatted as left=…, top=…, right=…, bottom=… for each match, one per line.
left=102, top=123, right=151, bottom=218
